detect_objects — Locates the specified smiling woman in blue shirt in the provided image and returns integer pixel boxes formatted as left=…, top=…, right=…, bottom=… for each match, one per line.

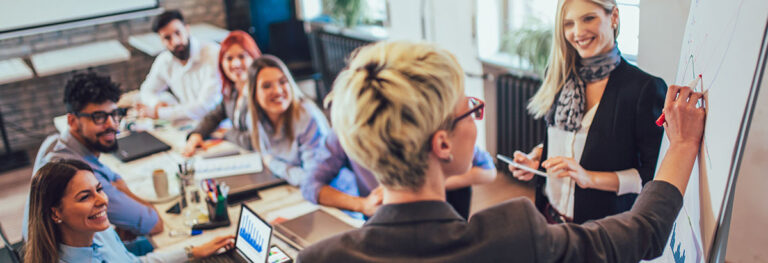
left=24, top=159, right=235, bottom=263
left=245, top=55, right=331, bottom=186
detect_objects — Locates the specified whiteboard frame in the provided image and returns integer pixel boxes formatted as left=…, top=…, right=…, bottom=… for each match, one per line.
left=0, top=6, right=163, bottom=40
left=708, top=17, right=768, bottom=263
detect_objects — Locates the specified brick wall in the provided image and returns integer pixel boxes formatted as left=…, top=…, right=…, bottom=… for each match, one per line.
left=0, top=0, right=228, bottom=151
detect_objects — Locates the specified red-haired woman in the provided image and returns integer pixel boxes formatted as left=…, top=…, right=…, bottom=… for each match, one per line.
left=184, top=30, right=262, bottom=156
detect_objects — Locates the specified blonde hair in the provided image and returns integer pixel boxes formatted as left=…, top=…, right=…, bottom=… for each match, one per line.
left=247, top=55, right=306, bottom=151
left=326, top=41, right=464, bottom=191
left=528, top=0, right=619, bottom=118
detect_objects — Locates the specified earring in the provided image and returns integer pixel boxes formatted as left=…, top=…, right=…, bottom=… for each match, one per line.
left=440, top=154, right=454, bottom=163
left=55, top=219, right=62, bottom=224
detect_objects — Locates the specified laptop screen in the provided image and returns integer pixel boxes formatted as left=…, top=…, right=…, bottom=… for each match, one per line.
left=235, top=204, right=273, bottom=263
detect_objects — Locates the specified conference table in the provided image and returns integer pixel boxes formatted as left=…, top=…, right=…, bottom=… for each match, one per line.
left=54, top=116, right=364, bottom=258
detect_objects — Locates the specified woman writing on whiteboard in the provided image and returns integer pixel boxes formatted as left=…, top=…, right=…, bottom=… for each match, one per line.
left=509, top=0, right=667, bottom=223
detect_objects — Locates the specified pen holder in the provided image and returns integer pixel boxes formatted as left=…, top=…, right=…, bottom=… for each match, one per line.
left=206, top=196, right=229, bottom=222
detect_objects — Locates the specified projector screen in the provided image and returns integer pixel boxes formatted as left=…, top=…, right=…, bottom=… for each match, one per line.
left=0, top=0, right=158, bottom=33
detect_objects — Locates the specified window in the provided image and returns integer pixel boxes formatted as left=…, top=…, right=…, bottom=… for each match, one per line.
left=298, top=0, right=388, bottom=27
left=478, top=0, right=641, bottom=69
left=616, top=0, right=639, bottom=60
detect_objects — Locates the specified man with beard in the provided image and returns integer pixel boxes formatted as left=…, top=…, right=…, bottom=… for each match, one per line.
left=22, top=73, right=163, bottom=244
left=138, top=10, right=221, bottom=121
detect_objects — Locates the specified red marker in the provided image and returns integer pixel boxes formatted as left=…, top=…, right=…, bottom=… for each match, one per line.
left=657, top=75, right=702, bottom=127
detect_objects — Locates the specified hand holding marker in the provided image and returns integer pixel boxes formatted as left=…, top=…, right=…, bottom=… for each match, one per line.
left=656, top=75, right=702, bottom=127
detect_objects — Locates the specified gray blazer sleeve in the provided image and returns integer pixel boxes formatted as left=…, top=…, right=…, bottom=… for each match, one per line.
left=190, top=101, right=227, bottom=138
left=222, top=127, right=253, bottom=150
left=532, top=181, right=684, bottom=262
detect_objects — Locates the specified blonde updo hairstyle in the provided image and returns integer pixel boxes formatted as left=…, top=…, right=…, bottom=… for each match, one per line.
left=326, top=41, right=464, bottom=191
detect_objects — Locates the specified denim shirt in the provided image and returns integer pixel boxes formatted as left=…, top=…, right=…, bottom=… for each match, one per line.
left=301, top=132, right=496, bottom=204
left=58, top=227, right=185, bottom=263
left=252, top=100, right=331, bottom=186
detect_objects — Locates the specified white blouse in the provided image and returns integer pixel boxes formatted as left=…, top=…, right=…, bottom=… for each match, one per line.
left=545, top=103, right=642, bottom=218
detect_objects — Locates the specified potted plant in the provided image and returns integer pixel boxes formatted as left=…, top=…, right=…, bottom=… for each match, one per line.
left=323, top=0, right=366, bottom=28
left=501, top=17, right=553, bottom=77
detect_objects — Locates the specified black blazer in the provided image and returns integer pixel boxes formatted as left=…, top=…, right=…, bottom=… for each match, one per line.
left=537, top=58, right=667, bottom=224
left=297, top=181, right=683, bottom=263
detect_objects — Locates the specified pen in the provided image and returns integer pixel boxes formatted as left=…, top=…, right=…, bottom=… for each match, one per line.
left=496, top=154, right=548, bottom=177
left=656, top=75, right=701, bottom=127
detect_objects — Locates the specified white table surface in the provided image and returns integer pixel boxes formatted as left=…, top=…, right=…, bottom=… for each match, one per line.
left=95, top=120, right=363, bottom=258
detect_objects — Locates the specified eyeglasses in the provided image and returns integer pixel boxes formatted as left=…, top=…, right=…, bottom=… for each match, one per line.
left=74, top=108, right=127, bottom=125
left=452, top=97, right=485, bottom=127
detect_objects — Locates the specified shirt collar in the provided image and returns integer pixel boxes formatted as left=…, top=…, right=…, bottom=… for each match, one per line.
left=60, top=131, right=99, bottom=163
left=185, top=37, right=202, bottom=65
left=58, top=237, right=104, bottom=262
left=365, top=201, right=464, bottom=226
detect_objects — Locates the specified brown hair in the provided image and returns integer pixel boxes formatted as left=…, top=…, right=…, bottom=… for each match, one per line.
left=246, top=55, right=306, bottom=151
left=25, top=159, right=93, bottom=263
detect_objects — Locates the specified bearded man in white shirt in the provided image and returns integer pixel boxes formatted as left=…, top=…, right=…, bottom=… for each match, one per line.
left=137, top=10, right=222, bottom=121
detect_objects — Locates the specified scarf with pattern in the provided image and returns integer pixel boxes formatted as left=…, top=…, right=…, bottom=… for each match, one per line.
left=546, top=45, right=622, bottom=131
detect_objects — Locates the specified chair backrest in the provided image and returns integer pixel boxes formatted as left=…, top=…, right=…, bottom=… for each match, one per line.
left=0, top=222, right=22, bottom=263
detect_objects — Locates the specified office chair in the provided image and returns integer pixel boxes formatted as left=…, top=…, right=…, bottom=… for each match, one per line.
left=0, top=222, right=22, bottom=263
left=269, top=19, right=323, bottom=103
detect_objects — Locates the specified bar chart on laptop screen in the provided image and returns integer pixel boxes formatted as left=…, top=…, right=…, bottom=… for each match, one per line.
left=236, top=211, right=271, bottom=262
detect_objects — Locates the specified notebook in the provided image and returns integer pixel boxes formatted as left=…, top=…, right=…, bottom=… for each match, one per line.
left=273, top=209, right=356, bottom=249
left=194, top=153, right=264, bottom=180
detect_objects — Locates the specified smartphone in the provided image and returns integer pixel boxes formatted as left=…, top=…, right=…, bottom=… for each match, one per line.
left=268, top=245, right=293, bottom=263
left=496, top=154, right=548, bottom=177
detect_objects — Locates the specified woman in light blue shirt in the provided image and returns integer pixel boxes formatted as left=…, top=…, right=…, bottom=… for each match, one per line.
left=246, top=55, right=331, bottom=186
left=24, top=159, right=234, bottom=263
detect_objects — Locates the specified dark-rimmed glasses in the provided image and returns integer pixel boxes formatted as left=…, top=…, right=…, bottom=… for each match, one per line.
left=74, top=108, right=127, bottom=125
left=452, top=97, right=484, bottom=127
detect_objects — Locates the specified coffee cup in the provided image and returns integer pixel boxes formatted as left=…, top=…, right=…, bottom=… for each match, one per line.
left=152, top=169, right=169, bottom=198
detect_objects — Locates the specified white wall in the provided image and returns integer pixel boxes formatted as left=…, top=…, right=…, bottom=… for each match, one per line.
left=388, top=0, right=488, bottom=149
left=637, top=0, right=691, bottom=84
left=725, top=62, right=768, bottom=262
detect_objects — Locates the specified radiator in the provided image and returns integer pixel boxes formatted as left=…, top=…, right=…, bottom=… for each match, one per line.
left=496, top=73, right=546, bottom=159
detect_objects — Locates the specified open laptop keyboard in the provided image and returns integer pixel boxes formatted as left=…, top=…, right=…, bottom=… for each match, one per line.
left=197, top=251, right=240, bottom=263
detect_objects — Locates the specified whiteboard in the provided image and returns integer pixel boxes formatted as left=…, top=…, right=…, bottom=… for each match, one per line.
left=648, top=0, right=768, bottom=262
left=0, top=0, right=157, bottom=33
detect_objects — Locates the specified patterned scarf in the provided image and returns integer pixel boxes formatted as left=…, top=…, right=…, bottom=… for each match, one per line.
left=546, top=45, right=621, bottom=131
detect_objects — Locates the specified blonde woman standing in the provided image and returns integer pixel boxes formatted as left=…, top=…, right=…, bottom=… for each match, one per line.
left=509, top=0, right=667, bottom=223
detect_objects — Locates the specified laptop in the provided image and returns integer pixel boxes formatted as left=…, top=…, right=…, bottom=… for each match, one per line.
left=273, top=209, right=356, bottom=249
left=203, top=204, right=275, bottom=263
left=114, top=131, right=171, bottom=162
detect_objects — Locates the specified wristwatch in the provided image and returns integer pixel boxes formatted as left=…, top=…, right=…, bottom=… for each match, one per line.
left=185, top=245, right=195, bottom=259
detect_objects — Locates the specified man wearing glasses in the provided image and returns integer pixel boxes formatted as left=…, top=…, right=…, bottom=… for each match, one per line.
left=22, top=73, right=163, bottom=249
left=302, top=97, right=496, bottom=220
